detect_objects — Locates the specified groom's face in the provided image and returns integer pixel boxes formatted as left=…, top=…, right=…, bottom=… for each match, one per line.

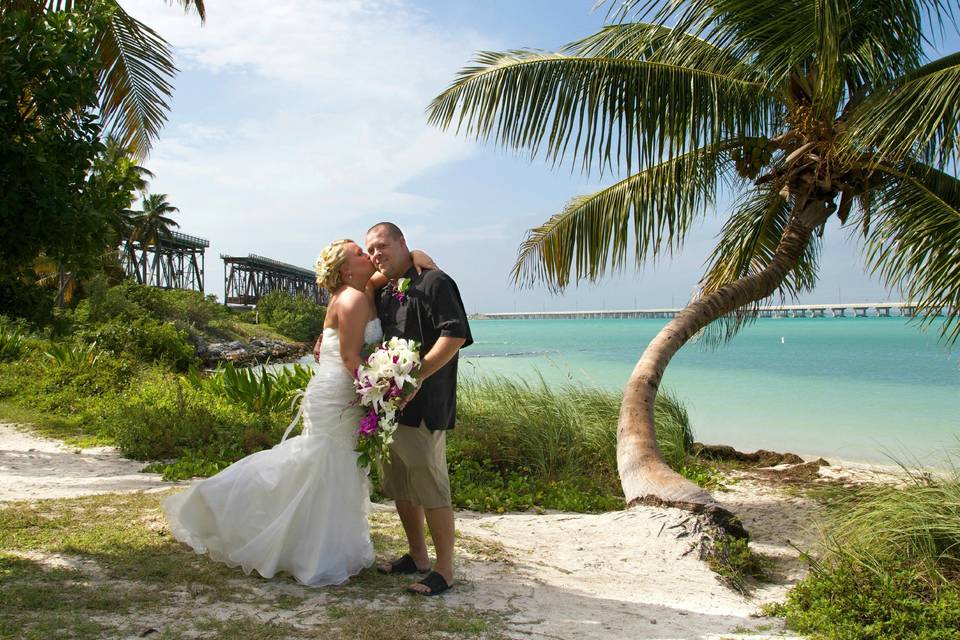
left=365, top=226, right=409, bottom=279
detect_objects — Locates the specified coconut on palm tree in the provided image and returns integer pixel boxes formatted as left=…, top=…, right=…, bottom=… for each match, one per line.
left=0, top=0, right=206, bottom=158
left=428, top=0, right=960, bottom=517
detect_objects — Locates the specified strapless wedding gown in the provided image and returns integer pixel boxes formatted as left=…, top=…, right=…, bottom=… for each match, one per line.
left=162, top=319, right=382, bottom=586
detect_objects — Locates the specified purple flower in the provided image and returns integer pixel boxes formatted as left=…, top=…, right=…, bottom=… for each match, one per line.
left=358, top=410, right=380, bottom=436
left=393, top=291, right=407, bottom=303
left=388, top=384, right=403, bottom=399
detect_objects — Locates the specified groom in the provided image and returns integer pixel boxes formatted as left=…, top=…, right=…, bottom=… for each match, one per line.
left=365, top=222, right=472, bottom=596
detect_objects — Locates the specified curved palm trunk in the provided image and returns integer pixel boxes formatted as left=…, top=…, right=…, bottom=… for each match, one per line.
left=618, top=197, right=835, bottom=519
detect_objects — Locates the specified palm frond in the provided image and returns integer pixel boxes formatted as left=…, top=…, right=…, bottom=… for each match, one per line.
left=606, top=0, right=953, bottom=101
left=841, top=52, right=960, bottom=168
left=427, top=48, right=777, bottom=176
left=696, top=185, right=822, bottom=345
left=42, top=0, right=205, bottom=21
left=861, top=163, right=960, bottom=344
left=97, top=5, right=177, bottom=159
left=162, top=0, right=205, bottom=23
left=511, top=142, right=732, bottom=291
left=565, top=21, right=756, bottom=79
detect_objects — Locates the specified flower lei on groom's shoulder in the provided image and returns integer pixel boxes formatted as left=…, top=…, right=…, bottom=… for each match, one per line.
left=389, top=277, right=411, bottom=303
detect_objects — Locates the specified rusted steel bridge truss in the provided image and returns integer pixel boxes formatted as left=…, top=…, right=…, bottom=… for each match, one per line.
left=221, top=253, right=326, bottom=307
left=120, top=231, right=209, bottom=292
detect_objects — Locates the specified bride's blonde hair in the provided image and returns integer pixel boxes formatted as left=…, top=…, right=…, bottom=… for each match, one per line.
left=315, top=239, right=353, bottom=291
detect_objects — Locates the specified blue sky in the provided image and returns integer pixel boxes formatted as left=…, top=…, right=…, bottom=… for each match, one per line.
left=123, top=0, right=959, bottom=313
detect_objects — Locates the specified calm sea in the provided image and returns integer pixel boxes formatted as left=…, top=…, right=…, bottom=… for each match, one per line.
left=459, top=317, right=960, bottom=464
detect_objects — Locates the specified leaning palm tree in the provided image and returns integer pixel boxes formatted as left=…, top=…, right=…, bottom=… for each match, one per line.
left=0, top=0, right=206, bottom=158
left=130, top=193, right=180, bottom=247
left=428, top=0, right=960, bottom=516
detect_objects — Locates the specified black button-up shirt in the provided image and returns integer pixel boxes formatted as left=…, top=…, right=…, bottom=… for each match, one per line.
left=376, top=267, right=472, bottom=430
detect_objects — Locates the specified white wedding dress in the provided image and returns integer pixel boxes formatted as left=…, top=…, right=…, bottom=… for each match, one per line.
left=162, top=319, right=382, bottom=586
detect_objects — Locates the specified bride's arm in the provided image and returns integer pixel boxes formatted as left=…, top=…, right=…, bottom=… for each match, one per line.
left=363, top=250, right=438, bottom=296
left=337, top=290, right=370, bottom=374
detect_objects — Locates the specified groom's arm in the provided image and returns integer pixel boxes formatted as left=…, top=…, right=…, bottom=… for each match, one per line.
left=420, top=337, right=467, bottom=380
left=399, top=336, right=465, bottom=408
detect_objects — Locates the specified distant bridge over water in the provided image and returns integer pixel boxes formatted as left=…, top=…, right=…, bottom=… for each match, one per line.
left=480, top=302, right=954, bottom=320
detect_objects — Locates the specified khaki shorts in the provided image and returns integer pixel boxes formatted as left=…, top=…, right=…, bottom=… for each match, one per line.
left=379, top=422, right=451, bottom=509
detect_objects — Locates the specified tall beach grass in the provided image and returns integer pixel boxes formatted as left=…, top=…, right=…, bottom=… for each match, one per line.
left=776, top=455, right=960, bottom=638
left=448, top=374, right=705, bottom=511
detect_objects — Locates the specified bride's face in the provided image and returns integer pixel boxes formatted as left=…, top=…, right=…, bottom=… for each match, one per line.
left=340, top=242, right=375, bottom=284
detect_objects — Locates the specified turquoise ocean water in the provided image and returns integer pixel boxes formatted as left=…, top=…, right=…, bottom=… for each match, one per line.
left=459, top=317, right=960, bottom=464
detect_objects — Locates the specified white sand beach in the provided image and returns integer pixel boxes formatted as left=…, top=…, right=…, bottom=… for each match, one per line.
left=1, top=421, right=905, bottom=639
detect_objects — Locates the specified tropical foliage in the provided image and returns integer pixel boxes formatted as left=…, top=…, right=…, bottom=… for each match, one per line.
left=773, top=460, right=960, bottom=638
left=0, top=8, right=107, bottom=287
left=183, top=362, right=315, bottom=416
left=128, top=193, right=181, bottom=246
left=255, top=291, right=328, bottom=343
left=0, top=0, right=206, bottom=158
left=429, top=0, right=960, bottom=506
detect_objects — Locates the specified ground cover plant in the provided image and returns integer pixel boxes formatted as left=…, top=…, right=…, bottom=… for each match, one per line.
left=770, top=460, right=960, bottom=639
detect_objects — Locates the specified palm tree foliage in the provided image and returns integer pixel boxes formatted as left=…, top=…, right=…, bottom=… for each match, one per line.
left=428, top=0, right=960, bottom=344
left=130, top=193, right=180, bottom=247
left=1, top=0, right=206, bottom=158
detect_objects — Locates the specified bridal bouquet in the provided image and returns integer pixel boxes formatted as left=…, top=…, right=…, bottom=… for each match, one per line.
left=353, top=336, right=421, bottom=469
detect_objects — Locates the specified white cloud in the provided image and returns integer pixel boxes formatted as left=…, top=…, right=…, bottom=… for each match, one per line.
left=118, top=0, right=494, bottom=286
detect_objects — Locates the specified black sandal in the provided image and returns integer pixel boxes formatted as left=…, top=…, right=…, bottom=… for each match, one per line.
left=406, top=570, right=453, bottom=596
left=377, top=553, right=427, bottom=575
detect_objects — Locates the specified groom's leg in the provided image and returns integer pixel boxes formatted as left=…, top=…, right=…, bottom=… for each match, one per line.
left=423, top=506, right=454, bottom=585
left=395, top=499, right=430, bottom=569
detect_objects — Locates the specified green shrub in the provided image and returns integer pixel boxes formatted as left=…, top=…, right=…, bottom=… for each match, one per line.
left=76, top=317, right=196, bottom=371
left=705, top=535, right=772, bottom=593
left=110, top=376, right=277, bottom=460
left=0, top=280, right=54, bottom=327
left=777, top=461, right=960, bottom=639
left=449, top=458, right=623, bottom=513
left=454, top=375, right=695, bottom=487
left=449, top=375, right=704, bottom=513
left=255, top=291, right=326, bottom=343
left=44, top=342, right=104, bottom=368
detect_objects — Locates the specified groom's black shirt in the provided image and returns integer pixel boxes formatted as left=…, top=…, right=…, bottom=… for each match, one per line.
left=376, top=266, right=472, bottom=431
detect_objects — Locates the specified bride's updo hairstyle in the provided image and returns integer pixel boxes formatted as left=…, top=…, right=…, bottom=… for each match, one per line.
left=315, top=239, right=353, bottom=291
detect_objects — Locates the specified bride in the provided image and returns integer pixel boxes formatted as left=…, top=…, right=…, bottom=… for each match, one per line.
left=163, top=239, right=431, bottom=586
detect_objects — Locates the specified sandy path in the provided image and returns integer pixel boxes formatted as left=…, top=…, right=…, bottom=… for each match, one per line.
left=0, top=422, right=176, bottom=501
left=0, top=421, right=821, bottom=638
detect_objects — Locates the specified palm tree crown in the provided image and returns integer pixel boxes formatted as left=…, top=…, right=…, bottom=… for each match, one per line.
left=131, top=193, right=180, bottom=247
left=429, top=0, right=960, bottom=343
left=428, top=0, right=960, bottom=511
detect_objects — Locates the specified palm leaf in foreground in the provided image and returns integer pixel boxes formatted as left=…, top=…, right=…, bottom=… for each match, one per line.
left=512, top=144, right=732, bottom=290
left=428, top=49, right=777, bottom=175
left=863, top=165, right=960, bottom=343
